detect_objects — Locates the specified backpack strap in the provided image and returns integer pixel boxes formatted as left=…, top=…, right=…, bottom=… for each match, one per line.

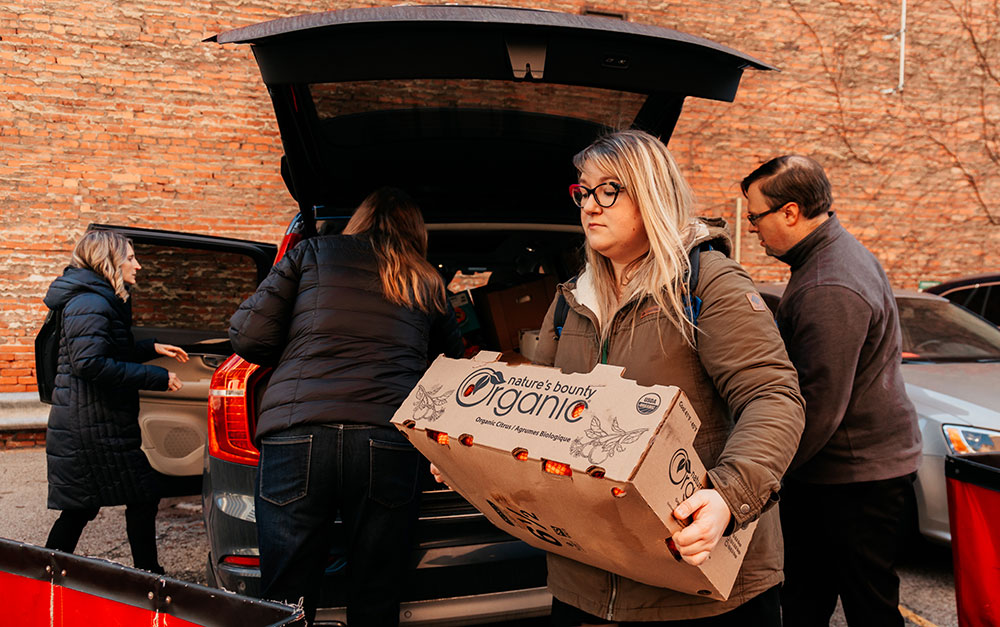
left=554, top=295, right=569, bottom=339
left=35, top=306, right=65, bottom=405
left=683, top=243, right=712, bottom=326
left=553, top=275, right=577, bottom=339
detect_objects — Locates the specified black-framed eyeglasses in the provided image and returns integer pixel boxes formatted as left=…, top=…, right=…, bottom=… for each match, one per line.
left=569, top=182, right=626, bottom=209
left=746, top=204, right=784, bottom=226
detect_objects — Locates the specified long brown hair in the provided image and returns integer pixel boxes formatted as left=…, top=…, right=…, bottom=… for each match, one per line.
left=71, top=230, right=132, bottom=302
left=343, top=187, right=447, bottom=314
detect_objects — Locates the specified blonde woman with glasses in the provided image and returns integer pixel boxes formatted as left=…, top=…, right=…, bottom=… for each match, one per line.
left=43, top=229, right=188, bottom=574
left=230, top=187, right=463, bottom=626
left=533, top=130, right=806, bottom=626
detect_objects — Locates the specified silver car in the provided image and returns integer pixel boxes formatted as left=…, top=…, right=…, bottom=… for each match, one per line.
left=756, top=284, right=1000, bottom=544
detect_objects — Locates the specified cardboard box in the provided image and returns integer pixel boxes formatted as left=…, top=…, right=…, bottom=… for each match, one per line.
left=391, top=351, right=756, bottom=601
left=448, top=291, right=480, bottom=335
left=473, top=275, right=557, bottom=352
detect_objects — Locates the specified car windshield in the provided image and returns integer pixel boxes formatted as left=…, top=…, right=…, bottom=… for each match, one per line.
left=898, top=297, right=1000, bottom=362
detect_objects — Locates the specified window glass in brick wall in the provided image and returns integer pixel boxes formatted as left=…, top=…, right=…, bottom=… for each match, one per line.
left=310, top=79, right=645, bottom=127
left=129, top=242, right=259, bottom=333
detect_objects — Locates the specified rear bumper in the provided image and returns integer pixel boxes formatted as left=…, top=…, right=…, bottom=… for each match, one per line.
left=211, top=539, right=547, bottom=606
left=314, top=586, right=552, bottom=626
left=204, top=455, right=549, bottom=614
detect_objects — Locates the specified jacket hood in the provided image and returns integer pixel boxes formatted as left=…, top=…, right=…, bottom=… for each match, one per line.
left=44, top=267, right=121, bottom=311
left=684, top=216, right=733, bottom=257
left=567, top=216, right=733, bottom=328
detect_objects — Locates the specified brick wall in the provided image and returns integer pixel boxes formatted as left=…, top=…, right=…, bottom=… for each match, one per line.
left=1, top=0, right=997, bottom=391
left=0, top=429, right=46, bottom=449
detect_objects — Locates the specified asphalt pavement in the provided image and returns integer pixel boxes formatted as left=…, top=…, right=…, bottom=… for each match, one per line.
left=0, top=445, right=209, bottom=584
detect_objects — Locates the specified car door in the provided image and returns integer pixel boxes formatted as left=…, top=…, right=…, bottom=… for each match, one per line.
left=91, top=224, right=276, bottom=478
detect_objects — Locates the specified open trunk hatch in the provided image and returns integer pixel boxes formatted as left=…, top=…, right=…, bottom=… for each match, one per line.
left=211, top=6, right=774, bottom=227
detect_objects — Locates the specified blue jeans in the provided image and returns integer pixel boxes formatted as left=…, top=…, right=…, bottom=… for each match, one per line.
left=255, top=423, right=422, bottom=626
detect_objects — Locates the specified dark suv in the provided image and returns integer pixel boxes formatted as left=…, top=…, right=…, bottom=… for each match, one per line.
left=924, top=273, right=1000, bottom=328
left=108, top=6, right=772, bottom=625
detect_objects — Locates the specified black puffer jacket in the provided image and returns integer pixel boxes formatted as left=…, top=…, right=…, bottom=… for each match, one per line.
left=44, top=267, right=169, bottom=510
left=230, top=234, right=463, bottom=441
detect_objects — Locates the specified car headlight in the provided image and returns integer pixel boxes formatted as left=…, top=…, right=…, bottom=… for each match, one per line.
left=942, top=424, right=1000, bottom=455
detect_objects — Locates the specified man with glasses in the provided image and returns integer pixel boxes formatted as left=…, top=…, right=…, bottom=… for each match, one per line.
left=740, top=156, right=921, bottom=627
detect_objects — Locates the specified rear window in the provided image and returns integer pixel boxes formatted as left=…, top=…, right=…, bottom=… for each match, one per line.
left=898, top=297, right=1000, bottom=361
left=310, top=79, right=646, bottom=127
left=304, top=79, right=639, bottom=225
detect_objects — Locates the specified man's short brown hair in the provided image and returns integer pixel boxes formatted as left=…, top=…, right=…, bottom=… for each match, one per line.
left=740, top=155, right=833, bottom=219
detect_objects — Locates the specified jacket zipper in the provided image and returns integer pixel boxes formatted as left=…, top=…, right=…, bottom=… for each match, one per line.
left=605, top=572, right=619, bottom=620
left=600, top=304, right=632, bottom=366
left=600, top=305, right=635, bottom=618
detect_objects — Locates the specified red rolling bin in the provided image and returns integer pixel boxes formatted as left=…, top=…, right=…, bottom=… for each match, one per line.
left=0, top=537, right=304, bottom=627
left=945, top=453, right=1000, bottom=627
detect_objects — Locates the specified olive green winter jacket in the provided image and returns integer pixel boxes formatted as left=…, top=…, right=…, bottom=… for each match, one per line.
left=533, top=219, right=805, bottom=621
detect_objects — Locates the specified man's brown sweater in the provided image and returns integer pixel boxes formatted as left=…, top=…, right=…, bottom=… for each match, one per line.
left=776, top=213, right=921, bottom=484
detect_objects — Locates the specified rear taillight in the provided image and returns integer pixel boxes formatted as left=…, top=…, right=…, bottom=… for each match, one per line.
left=208, top=354, right=267, bottom=465
left=221, top=555, right=260, bottom=568
left=274, top=231, right=303, bottom=264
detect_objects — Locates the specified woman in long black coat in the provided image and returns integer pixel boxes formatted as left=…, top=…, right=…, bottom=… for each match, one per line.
left=43, top=229, right=188, bottom=573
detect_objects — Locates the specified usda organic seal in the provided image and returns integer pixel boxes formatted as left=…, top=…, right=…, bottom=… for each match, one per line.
left=635, top=393, right=661, bottom=415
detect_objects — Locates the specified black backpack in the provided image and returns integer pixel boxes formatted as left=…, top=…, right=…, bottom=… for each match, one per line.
left=35, top=307, right=63, bottom=404
left=553, top=242, right=713, bottom=340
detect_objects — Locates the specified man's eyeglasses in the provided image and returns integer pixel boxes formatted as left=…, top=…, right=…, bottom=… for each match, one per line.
left=746, top=203, right=785, bottom=226
left=569, top=182, right=626, bottom=209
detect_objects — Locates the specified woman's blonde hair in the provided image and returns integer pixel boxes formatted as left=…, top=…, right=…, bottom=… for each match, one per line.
left=574, top=129, right=696, bottom=345
left=71, top=230, right=132, bottom=302
left=343, top=187, right=448, bottom=314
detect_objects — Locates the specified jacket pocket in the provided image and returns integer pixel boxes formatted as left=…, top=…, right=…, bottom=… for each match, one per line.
left=258, top=434, right=312, bottom=506
left=368, top=437, right=420, bottom=508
